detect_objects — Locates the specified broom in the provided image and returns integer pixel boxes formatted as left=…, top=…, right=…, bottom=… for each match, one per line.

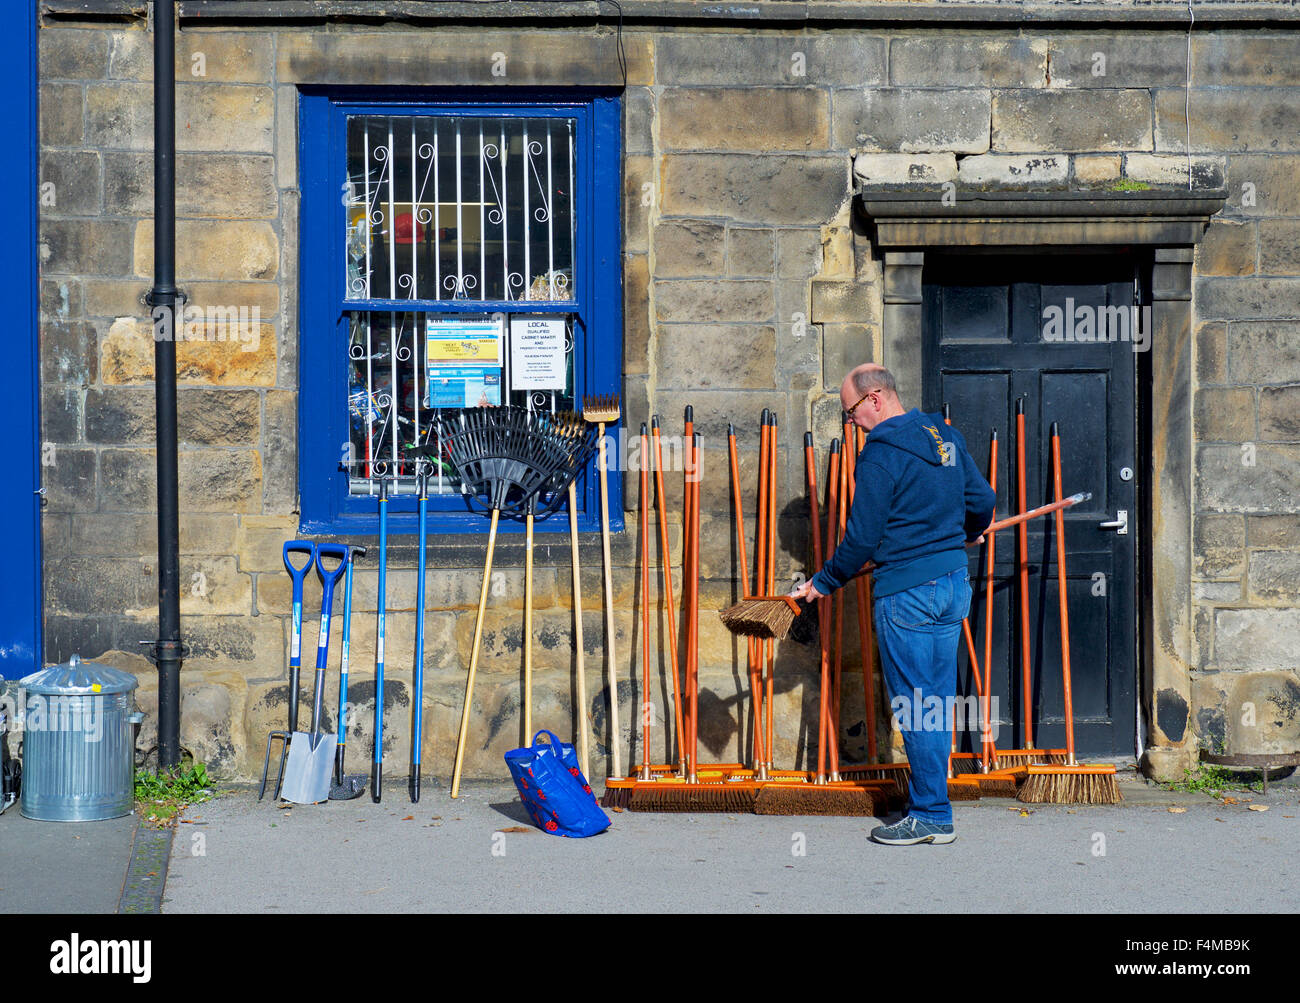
left=729, top=421, right=768, bottom=777
left=754, top=435, right=880, bottom=816
left=630, top=422, right=761, bottom=812
left=1018, top=423, right=1121, bottom=805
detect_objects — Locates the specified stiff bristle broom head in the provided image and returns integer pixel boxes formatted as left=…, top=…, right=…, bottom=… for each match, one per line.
left=840, top=763, right=911, bottom=798
left=993, top=749, right=1068, bottom=768
left=974, top=768, right=1028, bottom=797
left=948, top=752, right=992, bottom=775
left=628, top=778, right=759, bottom=813
left=718, top=596, right=801, bottom=640
left=582, top=393, right=621, bottom=424
left=754, top=781, right=887, bottom=817
left=600, top=778, right=636, bottom=810
left=947, top=776, right=983, bottom=800
left=1017, top=764, right=1122, bottom=805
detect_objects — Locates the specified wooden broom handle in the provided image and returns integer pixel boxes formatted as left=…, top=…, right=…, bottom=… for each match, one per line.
left=568, top=481, right=589, bottom=779
left=597, top=423, right=621, bottom=778
left=451, top=506, right=499, bottom=799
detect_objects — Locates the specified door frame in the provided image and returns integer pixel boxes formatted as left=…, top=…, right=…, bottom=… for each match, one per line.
left=0, top=1, right=41, bottom=683
left=859, top=189, right=1226, bottom=772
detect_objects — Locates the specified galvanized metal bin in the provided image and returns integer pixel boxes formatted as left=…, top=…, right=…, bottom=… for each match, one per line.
left=19, top=655, right=141, bottom=822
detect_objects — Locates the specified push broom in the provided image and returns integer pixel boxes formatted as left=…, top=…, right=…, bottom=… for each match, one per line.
left=583, top=394, right=623, bottom=786
left=1018, top=423, right=1121, bottom=805
left=753, top=435, right=891, bottom=817
left=630, top=425, right=759, bottom=812
left=994, top=398, right=1068, bottom=771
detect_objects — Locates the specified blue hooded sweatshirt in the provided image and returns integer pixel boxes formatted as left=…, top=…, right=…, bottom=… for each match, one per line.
left=811, top=409, right=997, bottom=600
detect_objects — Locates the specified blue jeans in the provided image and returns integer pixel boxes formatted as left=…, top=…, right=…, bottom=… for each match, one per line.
left=873, top=567, right=972, bottom=825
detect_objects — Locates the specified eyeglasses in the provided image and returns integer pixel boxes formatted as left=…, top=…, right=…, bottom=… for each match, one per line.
left=845, top=390, right=873, bottom=419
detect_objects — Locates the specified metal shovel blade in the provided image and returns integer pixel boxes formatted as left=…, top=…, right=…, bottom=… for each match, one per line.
left=280, top=732, right=338, bottom=804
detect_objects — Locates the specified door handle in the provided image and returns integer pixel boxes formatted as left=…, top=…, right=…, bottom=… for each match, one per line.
left=1099, top=509, right=1128, bottom=535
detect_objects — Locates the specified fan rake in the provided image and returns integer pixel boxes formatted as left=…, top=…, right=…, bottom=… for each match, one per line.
left=424, top=405, right=600, bottom=798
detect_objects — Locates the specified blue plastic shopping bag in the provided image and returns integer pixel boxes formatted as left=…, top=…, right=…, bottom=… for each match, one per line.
left=504, top=730, right=610, bottom=837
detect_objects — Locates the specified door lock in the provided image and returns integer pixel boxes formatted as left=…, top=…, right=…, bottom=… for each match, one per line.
left=1099, top=509, right=1128, bottom=535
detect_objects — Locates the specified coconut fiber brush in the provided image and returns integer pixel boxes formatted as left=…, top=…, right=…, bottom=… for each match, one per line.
left=718, top=595, right=802, bottom=640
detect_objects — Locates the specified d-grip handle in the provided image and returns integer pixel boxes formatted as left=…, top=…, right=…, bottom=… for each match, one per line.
left=313, top=544, right=349, bottom=669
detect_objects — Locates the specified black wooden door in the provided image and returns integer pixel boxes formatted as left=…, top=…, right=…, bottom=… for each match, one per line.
left=922, top=253, right=1139, bottom=758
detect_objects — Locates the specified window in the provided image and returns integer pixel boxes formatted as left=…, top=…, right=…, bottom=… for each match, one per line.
left=298, top=91, right=623, bottom=535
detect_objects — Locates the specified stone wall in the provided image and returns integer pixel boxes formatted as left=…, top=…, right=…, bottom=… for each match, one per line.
left=36, top=9, right=1300, bottom=781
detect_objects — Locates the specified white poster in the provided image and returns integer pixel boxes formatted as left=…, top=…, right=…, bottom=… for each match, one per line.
left=509, top=315, right=567, bottom=391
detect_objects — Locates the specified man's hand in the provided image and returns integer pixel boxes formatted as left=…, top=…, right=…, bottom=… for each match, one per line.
left=789, top=579, right=827, bottom=603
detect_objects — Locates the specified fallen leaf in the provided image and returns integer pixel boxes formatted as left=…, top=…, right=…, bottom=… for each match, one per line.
left=497, top=826, right=532, bottom=833
left=1214, top=817, right=1225, bottom=823
left=1168, top=806, right=1187, bottom=814
left=401, top=815, right=414, bottom=821
left=1248, top=804, right=1269, bottom=812
left=1222, top=797, right=1239, bottom=805
left=611, top=806, right=624, bottom=813
left=146, top=871, right=157, bottom=877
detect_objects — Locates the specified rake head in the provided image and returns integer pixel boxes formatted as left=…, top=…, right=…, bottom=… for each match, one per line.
left=582, top=393, right=620, bottom=425
left=429, top=405, right=600, bottom=519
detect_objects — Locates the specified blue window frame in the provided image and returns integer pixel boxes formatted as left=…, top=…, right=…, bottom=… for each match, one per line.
left=298, top=89, right=623, bottom=535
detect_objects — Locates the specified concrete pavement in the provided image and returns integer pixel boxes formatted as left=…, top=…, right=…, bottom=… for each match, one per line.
left=159, top=772, right=1300, bottom=913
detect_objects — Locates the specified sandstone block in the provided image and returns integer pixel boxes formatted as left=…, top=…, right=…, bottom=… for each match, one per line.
left=652, top=219, right=726, bottom=278
left=660, top=87, right=829, bottom=152
left=661, top=154, right=849, bottom=225
left=655, top=324, right=777, bottom=391
left=994, top=89, right=1152, bottom=152
left=852, top=152, right=958, bottom=187
left=836, top=88, right=991, bottom=154
left=654, top=279, right=775, bottom=324
left=957, top=153, right=1068, bottom=188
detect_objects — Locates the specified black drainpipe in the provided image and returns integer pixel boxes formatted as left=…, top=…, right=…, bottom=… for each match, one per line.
left=147, top=0, right=182, bottom=771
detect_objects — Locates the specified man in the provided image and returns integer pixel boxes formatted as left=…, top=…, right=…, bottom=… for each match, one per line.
left=789, top=364, right=995, bottom=845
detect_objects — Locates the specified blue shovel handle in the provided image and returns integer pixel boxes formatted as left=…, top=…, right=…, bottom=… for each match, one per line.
left=313, top=544, right=349, bottom=671
left=283, top=541, right=316, bottom=733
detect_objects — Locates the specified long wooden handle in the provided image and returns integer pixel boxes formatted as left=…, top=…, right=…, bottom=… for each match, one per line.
left=568, top=481, right=589, bottom=779
left=597, top=423, right=621, bottom=778
left=451, top=507, right=499, bottom=799
left=639, top=426, right=651, bottom=779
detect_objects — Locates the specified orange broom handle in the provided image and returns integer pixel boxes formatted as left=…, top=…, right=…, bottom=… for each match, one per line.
left=652, top=417, right=686, bottom=773
left=753, top=412, right=771, bottom=766
left=821, top=439, right=842, bottom=780
left=834, top=414, right=849, bottom=735
left=639, top=424, right=652, bottom=780
left=981, top=429, right=998, bottom=772
left=729, top=423, right=765, bottom=768
left=1016, top=398, right=1033, bottom=749
left=1051, top=423, right=1077, bottom=765
left=766, top=413, right=778, bottom=768
left=809, top=437, right=832, bottom=782
left=683, top=407, right=695, bottom=767
left=850, top=425, right=878, bottom=763
left=690, top=432, right=702, bottom=778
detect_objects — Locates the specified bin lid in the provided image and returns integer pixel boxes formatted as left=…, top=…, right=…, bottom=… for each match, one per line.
left=19, top=654, right=140, bottom=696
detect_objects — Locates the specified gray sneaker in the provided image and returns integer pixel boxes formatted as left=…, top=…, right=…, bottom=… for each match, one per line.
left=870, top=815, right=956, bottom=845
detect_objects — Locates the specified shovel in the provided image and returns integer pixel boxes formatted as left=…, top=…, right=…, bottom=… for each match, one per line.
left=281, top=543, right=349, bottom=804
left=260, top=541, right=316, bottom=801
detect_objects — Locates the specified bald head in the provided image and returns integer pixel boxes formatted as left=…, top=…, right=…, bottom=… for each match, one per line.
left=841, top=364, right=904, bottom=431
